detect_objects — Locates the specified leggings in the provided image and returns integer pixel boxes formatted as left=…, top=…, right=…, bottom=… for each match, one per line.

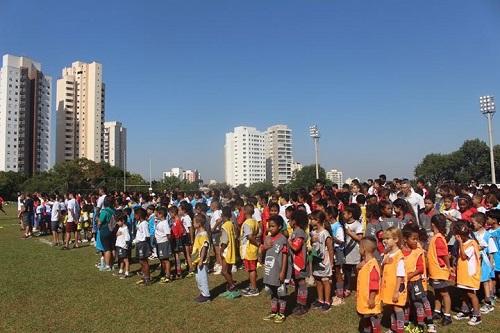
left=268, top=285, right=287, bottom=314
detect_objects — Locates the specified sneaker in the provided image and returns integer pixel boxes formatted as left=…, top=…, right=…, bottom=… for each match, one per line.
left=231, top=266, right=238, bottom=273
left=332, top=296, right=345, bottom=306
left=480, top=304, right=493, bottom=314
left=453, top=312, right=469, bottom=321
left=136, top=271, right=144, bottom=278
left=225, top=290, right=241, bottom=299
left=240, top=287, right=251, bottom=295
left=263, top=313, right=277, bottom=321
left=213, top=266, right=222, bottom=275
left=135, top=279, right=145, bottom=285
left=82, top=239, right=89, bottom=243
left=99, top=266, right=111, bottom=272
left=186, top=271, right=195, bottom=278
left=194, top=295, right=211, bottom=303
left=292, top=305, right=308, bottom=316
left=242, top=288, right=260, bottom=297
left=159, top=277, right=171, bottom=284
left=432, top=311, right=442, bottom=321
left=427, top=324, right=437, bottom=333
left=311, top=301, right=323, bottom=310
left=274, top=313, right=285, bottom=323
left=321, top=303, right=331, bottom=312
left=120, top=274, right=130, bottom=280
left=442, top=315, right=452, bottom=326
left=467, top=315, right=481, bottom=326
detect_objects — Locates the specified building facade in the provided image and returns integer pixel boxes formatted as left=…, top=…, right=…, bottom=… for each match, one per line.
left=104, top=121, right=126, bottom=169
left=326, top=169, right=344, bottom=186
left=0, top=54, right=51, bottom=174
left=163, top=167, right=200, bottom=183
left=266, top=125, right=293, bottom=186
left=225, top=126, right=266, bottom=187
left=56, top=61, right=105, bottom=163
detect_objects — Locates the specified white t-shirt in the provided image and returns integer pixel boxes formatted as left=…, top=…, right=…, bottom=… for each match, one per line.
left=303, top=203, right=312, bottom=215
left=155, top=219, right=171, bottom=243
left=115, top=225, right=131, bottom=249
left=134, top=220, right=150, bottom=242
left=97, top=194, right=106, bottom=210
left=67, top=198, right=76, bottom=222
left=17, top=196, right=23, bottom=211
left=279, top=203, right=292, bottom=224
left=252, top=208, right=262, bottom=222
left=387, top=251, right=406, bottom=277
left=181, top=215, right=192, bottom=231
left=51, top=202, right=61, bottom=222
left=210, top=210, right=222, bottom=229
left=405, top=191, right=424, bottom=219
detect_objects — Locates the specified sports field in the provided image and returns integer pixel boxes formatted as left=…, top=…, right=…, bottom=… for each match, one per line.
left=1, top=205, right=499, bottom=333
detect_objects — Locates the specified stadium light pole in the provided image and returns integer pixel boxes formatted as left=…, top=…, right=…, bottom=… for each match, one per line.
left=480, top=95, right=497, bottom=184
left=309, top=125, right=320, bottom=179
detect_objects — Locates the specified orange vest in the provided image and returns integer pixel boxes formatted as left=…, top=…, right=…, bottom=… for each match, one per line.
left=381, top=249, right=407, bottom=306
left=427, top=233, right=450, bottom=281
left=356, top=258, right=382, bottom=315
left=456, top=240, right=481, bottom=290
left=404, top=247, right=425, bottom=282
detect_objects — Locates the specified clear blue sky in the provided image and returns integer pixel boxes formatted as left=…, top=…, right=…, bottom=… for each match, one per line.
left=1, top=0, right=500, bottom=182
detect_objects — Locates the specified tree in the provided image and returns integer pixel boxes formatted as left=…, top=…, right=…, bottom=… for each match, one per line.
left=0, top=171, right=28, bottom=200
left=248, top=181, right=274, bottom=196
left=415, top=139, right=500, bottom=185
left=286, top=165, right=327, bottom=192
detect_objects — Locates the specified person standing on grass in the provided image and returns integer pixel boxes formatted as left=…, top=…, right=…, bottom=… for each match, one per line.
left=134, top=207, right=152, bottom=285
left=192, top=214, right=211, bottom=303
left=21, top=193, right=34, bottom=239
left=63, top=192, right=78, bottom=249
left=50, top=194, right=61, bottom=246
left=0, top=195, right=7, bottom=215
left=98, top=196, right=115, bottom=271
left=240, top=204, right=260, bottom=297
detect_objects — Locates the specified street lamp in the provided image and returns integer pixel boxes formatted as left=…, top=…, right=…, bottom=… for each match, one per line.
left=309, top=125, right=320, bottom=179
left=480, top=95, right=496, bottom=184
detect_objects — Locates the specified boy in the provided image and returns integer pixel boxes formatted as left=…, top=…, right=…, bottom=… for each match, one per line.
left=156, top=207, right=172, bottom=283
left=240, top=204, right=260, bottom=297
left=356, top=237, right=382, bottom=333
left=209, top=200, right=223, bottom=274
left=343, top=203, right=364, bottom=297
left=288, top=210, right=309, bottom=316
left=220, top=206, right=239, bottom=298
left=115, top=212, right=131, bottom=279
left=146, top=205, right=157, bottom=259
left=487, top=209, right=500, bottom=300
left=192, top=214, right=211, bottom=303
left=133, top=207, right=151, bottom=285
left=419, top=194, right=437, bottom=239
left=50, top=195, right=61, bottom=246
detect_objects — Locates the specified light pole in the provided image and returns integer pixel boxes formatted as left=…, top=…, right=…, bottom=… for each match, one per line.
left=480, top=95, right=496, bottom=184
left=309, top=125, right=320, bottom=179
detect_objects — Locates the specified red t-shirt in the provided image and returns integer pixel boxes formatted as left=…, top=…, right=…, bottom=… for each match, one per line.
left=369, top=267, right=380, bottom=291
left=435, top=237, right=448, bottom=267
left=460, top=208, right=477, bottom=222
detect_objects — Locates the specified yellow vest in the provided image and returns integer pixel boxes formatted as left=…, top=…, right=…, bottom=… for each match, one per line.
left=381, top=249, right=407, bottom=306
left=357, top=258, right=382, bottom=315
left=457, top=240, right=481, bottom=290
left=240, top=218, right=259, bottom=260
left=404, top=247, right=425, bottom=282
left=221, top=220, right=236, bottom=264
left=192, top=230, right=209, bottom=265
left=427, top=233, right=450, bottom=281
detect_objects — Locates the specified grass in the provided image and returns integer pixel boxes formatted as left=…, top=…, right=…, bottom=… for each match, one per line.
left=0, top=205, right=499, bottom=333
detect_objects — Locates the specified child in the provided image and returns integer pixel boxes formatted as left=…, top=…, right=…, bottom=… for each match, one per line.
left=146, top=205, right=157, bottom=259
left=310, top=210, right=334, bottom=312
left=356, top=237, right=382, bottom=333
left=381, top=227, right=407, bottom=333
left=452, top=220, right=482, bottom=326
left=209, top=200, right=223, bottom=275
left=220, top=206, right=239, bottom=298
left=115, top=212, right=131, bottom=279
left=192, top=214, right=211, bottom=303
left=402, top=224, right=435, bottom=332
left=419, top=194, right=437, bottom=239
left=343, top=203, right=364, bottom=298
left=487, top=209, right=500, bottom=303
left=169, top=206, right=185, bottom=279
left=288, top=209, right=309, bottom=316
left=327, top=206, right=345, bottom=306
left=240, top=204, right=260, bottom=297
left=472, top=194, right=487, bottom=214
left=50, top=195, right=61, bottom=246
left=262, top=215, right=289, bottom=323
left=379, top=200, right=401, bottom=231
left=179, top=202, right=195, bottom=277
left=156, top=207, right=172, bottom=283
left=457, top=196, right=477, bottom=223
left=427, top=214, right=453, bottom=326
left=133, top=207, right=151, bottom=285
left=471, top=212, right=497, bottom=314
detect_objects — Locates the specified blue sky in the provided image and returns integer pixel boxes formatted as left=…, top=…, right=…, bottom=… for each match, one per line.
left=1, top=0, right=500, bottom=182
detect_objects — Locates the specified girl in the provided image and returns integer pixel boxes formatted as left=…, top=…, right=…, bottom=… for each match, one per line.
left=155, top=207, right=172, bottom=283
left=452, top=220, right=482, bottom=326
left=471, top=212, right=497, bottom=314
left=365, top=204, right=383, bottom=260
left=428, top=214, right=452, bottom=326
left=343, top=203, right=363, bottom=298
left=169, top=206, right=185, bottom=279
left=381, top=227, right=407, bottom=333
left=487, top=209, right=500, bottom=304
left=402, top=224, right=435, bottom=333
left=457, top=196, right=477, bottom=223
left=220, top=206, right=239, bottom=298
left=310, top=210, right=334, bottom=312
left=393, top=198, right=416, bottom=226
left=327, top=206, right=345, bottom=306
left=379, top=200, right=400, bottom=231
left=262, top=215, right=289, bottom=323
left=419, top=194, right=437, bottom=240
left=133, top=207, right=151, bottom=285
left=179, top=202, right=195, bottom=277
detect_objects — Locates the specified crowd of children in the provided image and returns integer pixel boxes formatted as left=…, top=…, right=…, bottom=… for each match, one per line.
left=16, top=176, right=500, bottom=332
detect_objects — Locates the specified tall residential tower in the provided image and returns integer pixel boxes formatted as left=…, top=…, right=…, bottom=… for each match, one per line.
left=266, top=125, right=293, bottom=186
left=104, top=121, right=126, bottom=169
left=0, top=54, right=51, bottom=174
left=56, top=61, right=105, bottom=163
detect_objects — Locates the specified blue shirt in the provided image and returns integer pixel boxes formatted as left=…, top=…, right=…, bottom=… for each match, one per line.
left=148, top=214, right=156, bottom=238
left=490, top=228, right=500, bottom=271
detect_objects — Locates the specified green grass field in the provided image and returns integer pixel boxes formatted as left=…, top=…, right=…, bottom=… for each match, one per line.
left=1, top=205, right=499, bottom=333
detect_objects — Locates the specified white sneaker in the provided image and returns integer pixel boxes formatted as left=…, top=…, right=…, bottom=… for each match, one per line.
left=213, top=266, right=222, bottom=275
left=467, top=315, right=481, bottom=326
left=480, top=304, right=493, bottom=314
left=231, top=266, right=237, bottom=273
left=82, top=239, right=89, bottom=243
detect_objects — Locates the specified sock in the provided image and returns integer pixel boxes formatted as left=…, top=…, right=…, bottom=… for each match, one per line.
left=443, top=313, right=451, bottom=318
left=403, top=307, right=410, bottom=324
left=370, top=316, right=381, bottom=333
left=395, top=310, right=405, bottom=333
left=119, top=269, right=123, bottom=274
left=415, top=302, right=425, bottom=326
left=271, top=297, right=278, bottom=313
left=278, top=298, right=286, bottom=315
left=297, top=279, right=307, bottom=306
left=100, top=257, right=104, bottom=267
left=422, top=297, right=433, bottom=322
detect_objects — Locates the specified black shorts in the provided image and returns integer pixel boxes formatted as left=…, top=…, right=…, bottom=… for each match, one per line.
left=157, top=241, right=172, bottom=260
left=182, top=234, right=192, bottom=247
left=116, top=246, right=129, bottom=260
left=171, top=237, right=184, bottom=253
left=334, top=247, right=346, bottom=266
left=50, top=220, right=59, bottom=232
left=136, top=241, right=152, bottom=260
left=22, top=214, right=33, bottom=228
left=408, top=280, right=426, bottom=302
left=430, top=279, right=451, bottom=290
left=211, top=232, right=221, bottom=246
left=100, top=233, right=113, bottom=252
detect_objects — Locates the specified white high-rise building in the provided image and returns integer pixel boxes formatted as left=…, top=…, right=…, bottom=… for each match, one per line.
left=225, top=126, right=266, bottom=187
left=163, top=167, right=184, bottom=179
left=104, top=121, right=126, bottom=169
left=266, top=125, right=293, bottom=186
left=0, top=54, right=51, bottom=174
left=327, top=169, right=344, bottom=186
left=56, top=61, right=105, bottom=163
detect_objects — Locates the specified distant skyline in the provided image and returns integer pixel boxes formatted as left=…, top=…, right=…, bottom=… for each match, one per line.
left=1, top=0, right=500, bottom=182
